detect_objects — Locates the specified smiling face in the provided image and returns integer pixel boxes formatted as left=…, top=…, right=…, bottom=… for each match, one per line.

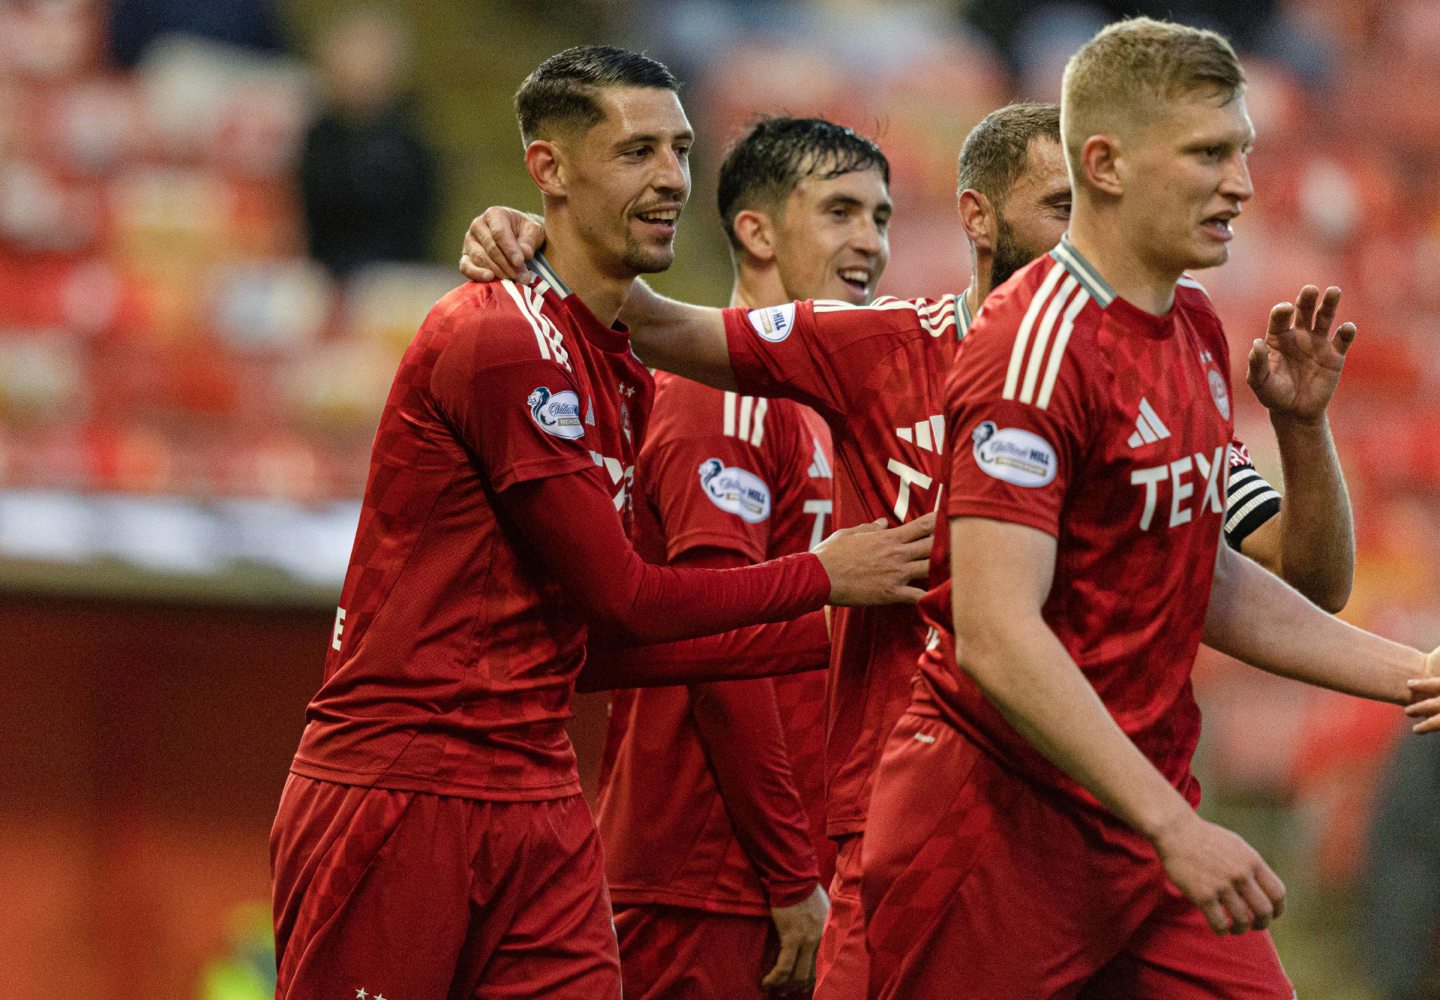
left=990, top=137, right=1072, bottom=288
left=771, top=165, right=892, bottom=304
left=1117, top=90, right=1255, bottom=277
left=557, top=85, right=694, bottom=277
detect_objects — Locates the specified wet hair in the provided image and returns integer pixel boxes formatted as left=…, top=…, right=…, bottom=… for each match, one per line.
left=956, top=102, right=1061, bottom=209
left=716, top=116, right=890, bottom=250
left=514, top=45, right=680, bottom=144
left=1062, top=17, right=1244, bottom=178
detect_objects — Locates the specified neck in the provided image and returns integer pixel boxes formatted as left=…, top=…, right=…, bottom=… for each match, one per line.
left=729, top=257, right=790, bottom=310
left=537, top=209, right=637, bottom=325
left=965, top=251, right=991, bottom=316
left=1067, top=202, right=1179, bottom=315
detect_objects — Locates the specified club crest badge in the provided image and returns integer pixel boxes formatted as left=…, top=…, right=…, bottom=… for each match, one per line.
left=1207, top=369, right=1231, bottom=420
left=527, top=386, right=585, bottom=440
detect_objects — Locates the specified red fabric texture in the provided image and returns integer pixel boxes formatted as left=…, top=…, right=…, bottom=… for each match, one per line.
left=613, top=904, right=775, bottom=1000
left=861, top=715, right=1292, bottom=999
left=813, top=833, right=868, bottom=1000
left=270, top=775, right=621, bottom=1000
left=598, top=374, right=833, bottom=915
left=723, top=296, right=963, bottom=839
left=915, top=252, right=1231, bottom=815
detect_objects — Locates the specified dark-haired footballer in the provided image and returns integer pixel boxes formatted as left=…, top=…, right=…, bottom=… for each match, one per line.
left=267, top=47, right=931, bottom=1000
left=595, top=117, right=891, bottom=1000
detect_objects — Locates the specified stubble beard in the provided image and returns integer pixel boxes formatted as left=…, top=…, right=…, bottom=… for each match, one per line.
left=622, top=234, right=676, bottom=276
left=990, top=215, right=1041, bottom=292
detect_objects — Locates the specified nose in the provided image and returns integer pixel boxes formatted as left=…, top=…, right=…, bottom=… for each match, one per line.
left=1222, top=151, right=1253, bottom=203
left=653, top=147, right=689, bottom=198
left=852, top=215, right=885, bottom=260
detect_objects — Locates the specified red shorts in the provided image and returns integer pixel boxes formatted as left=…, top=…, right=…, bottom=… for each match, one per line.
left=613, top=903, right=775, bottom=1000
left=861, top=714, right=1294, bottom=1000
left=813, top=833, right=868, bottom=1000
left=270, top=774, right=620, bottom=1000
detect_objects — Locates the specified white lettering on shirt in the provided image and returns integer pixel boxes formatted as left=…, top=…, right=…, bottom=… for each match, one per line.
left=1131, top=445, right=1226, bottom=530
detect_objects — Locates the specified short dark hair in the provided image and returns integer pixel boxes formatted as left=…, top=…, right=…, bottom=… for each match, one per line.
left=956, top=103, right=1062, bottom=208
left=514, top=45, right=680, bottom=145
left=716, top=116, right=890, bottom=250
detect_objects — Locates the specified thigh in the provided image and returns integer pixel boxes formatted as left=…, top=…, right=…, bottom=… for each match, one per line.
left=615, top=904, right=772, bottom=1000
left=862, top=715, right=1149, bottom=1000
left=270, top=774, right=472, bottom=1000
left=464, top=795, right=622, bottom=1000
left=1081, top=883, right=1294, bottom=1000
left=814, top=834, right=867, bottom=1000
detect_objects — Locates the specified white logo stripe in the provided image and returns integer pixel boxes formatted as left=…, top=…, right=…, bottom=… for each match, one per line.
left=738, top=395, right=755, bottom=442
left=1020, top=275, right=1079, bottom=404
left=723, top=392, right=737, bottom=437
left=1004, top=265, right=1068, bottom=401
left=1138, top=397, right=1169, bottom=439
left=1035, top=287, right=1090, bottom=410
left=502, top=280, right=550, bottom=362
left=750, top=397, right=768, bottom=447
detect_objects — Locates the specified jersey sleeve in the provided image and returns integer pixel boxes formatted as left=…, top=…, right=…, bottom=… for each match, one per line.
left=940, top=308, right=1092, bottom=537
left=722, top=297, right=953, bottom=423
left=1223, top=437, right=1281, bottom=549
left=640, top=389, right=780, bottom=564
left=429, top=307, right=595, bottom=492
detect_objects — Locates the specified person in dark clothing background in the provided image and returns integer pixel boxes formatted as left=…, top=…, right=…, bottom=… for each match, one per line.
left=299, top=6, right=438, bottom=278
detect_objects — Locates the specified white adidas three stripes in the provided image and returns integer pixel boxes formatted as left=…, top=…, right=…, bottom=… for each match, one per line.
left=1002, top=267, right=1092, bottom=410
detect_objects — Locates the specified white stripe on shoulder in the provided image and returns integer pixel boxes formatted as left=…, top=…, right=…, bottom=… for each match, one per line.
left=1019, top=274, right=1078, bottom=404
left=501, top=280, right=552, bottom=363
left=1036, top=285, right=1090, bottom=410
left=1004, top=264, right=1067, bottom=402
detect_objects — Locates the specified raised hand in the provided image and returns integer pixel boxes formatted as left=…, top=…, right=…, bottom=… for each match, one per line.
left=814, top=512, right=936, bottom=607
left=1246, top=285, right=1355, bottom=423
left=459, top=207, right=547, bottom=283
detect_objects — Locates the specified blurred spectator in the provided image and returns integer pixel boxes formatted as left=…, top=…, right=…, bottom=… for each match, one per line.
left=298, top=6, right=437, bottom=278
left=1357, top=730, right=1440, bottom=1000
left=107, top=0, right=285, bottom=69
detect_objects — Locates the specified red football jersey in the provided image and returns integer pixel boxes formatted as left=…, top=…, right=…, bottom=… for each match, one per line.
left=292, top=259, right=653, bottom=801
left=599, top=373, right=834, bottom=915
left=723, top=294, right=971, bottom=837
left=913, top=239, right=1234, bottom=816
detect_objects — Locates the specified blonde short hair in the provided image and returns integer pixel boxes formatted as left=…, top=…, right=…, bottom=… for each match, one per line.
left=1061, top=17, right=1244, bottom=180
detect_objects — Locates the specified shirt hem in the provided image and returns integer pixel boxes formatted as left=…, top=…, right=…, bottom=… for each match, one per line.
left=608, top=886, right=771, bottom=918
left=289, top=758, right=582, bottom=802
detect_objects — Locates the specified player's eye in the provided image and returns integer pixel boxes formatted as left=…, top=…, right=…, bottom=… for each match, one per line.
left=673, top=144, right=691, bottom=159
left=623, top=147, right=650, bottom=160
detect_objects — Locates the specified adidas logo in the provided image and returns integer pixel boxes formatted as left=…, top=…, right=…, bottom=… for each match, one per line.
left=1127, top=397, right=1170, bottom=448
left=807, top=440, right=833, bottom=479
left=895, top=415, right=946, bottom=454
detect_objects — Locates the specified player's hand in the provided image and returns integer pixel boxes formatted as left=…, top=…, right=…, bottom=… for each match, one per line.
left=1151, top=811, right=1285, bottom=935
left=763, top=883, right=828, bottom=994
left=1403, top=645, right=1440, bottom=733
left=1246, top=285, right=1355, bottom=423
left=459, top=206, right=546, bottom=283
left=813, top=513, right=935, bottom=607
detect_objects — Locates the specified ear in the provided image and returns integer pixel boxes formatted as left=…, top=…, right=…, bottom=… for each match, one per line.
left=957, top=189, right=997, bottom=253
left=731, top=208, right=778, bottom=264
left=524, top=140, right=566, bottom=197
left=1080, top=135, right=1123, bottom=197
